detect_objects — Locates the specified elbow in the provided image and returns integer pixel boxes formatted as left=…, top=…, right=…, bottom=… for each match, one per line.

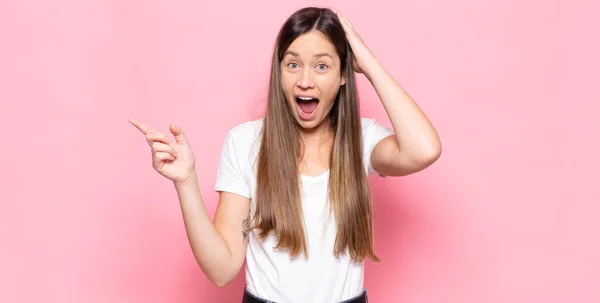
left=409, top=135, right=442, bottom=167
left=412, top=143, right=442, bottom=170
left=422, top=137, right=442, bottom=164
left=204, top=265, right=238, bottom=288
left=426, top=144, right=442, bottom=164
left=210, top=275, right=235, bottom=288
left=195, top=253, right=241, bottom=288
left=213, top=279, right=231, bottom=288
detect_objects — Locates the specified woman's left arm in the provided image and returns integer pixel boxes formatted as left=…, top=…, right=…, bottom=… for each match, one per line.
left=365, top=61, right=442, bottom=177
left=335, top=9, right=442, bottom=177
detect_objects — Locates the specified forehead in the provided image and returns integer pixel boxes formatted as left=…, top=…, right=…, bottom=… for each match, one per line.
left=286, top=31, right=337, bottom=57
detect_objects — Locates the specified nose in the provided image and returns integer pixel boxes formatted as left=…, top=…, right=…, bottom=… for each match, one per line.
left=296, top=69, right=315, bottom=89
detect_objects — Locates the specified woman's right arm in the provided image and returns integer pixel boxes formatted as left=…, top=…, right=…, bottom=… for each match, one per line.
left=128, top=118, right=249, bottom=287
left=175, top=172, right=250, bottom=287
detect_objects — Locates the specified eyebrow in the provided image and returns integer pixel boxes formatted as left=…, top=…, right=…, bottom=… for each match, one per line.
left=284, top=50, right=333, bottom=59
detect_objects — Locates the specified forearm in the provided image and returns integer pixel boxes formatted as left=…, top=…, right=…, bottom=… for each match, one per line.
left=174, top=172, right=235, bottom=286
left=365, top=61, right=441, bottom=160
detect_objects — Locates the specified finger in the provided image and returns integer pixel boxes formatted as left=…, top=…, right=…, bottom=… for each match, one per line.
left=129, top=118, right=153, bottom=135
left=153, top=151, right=175, bottom=167
left=332, top=8, right=345, bottom=22
left=331, top=7, right=351, bottom=29
left=340, top=15, right=354, bottom=30
left=336, top=16, right=351, bottom=34
left=169, top=124, right=188, bottom=144
left=151, top=142, right=178, bottom=157
left=333, top=10, right=353, bottom=31
left=146, top=132, right=172, bottom=146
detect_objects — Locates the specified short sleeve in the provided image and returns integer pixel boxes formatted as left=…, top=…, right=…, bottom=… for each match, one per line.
left=214, top=131, right=251, bottom=199
left=363, top=118, right=394, bottom=176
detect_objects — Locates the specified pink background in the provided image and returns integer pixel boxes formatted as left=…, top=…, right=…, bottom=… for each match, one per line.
left=1, top=0, right=598, bottom=302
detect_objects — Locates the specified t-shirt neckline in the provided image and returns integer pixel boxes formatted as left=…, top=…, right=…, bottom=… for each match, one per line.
left=300, top=169, right=330, bottom=180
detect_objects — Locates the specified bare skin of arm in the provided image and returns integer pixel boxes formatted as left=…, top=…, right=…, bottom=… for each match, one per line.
left=129, top=118, right=250, bottom=287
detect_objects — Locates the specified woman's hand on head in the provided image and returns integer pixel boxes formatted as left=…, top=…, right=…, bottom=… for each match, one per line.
left=330, top=8, right=379, bottom=75
left=129, top=118, right=197, bottom=185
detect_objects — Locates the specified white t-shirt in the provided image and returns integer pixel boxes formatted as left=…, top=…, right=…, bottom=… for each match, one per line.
left=214, top=117, right=394, bottom=303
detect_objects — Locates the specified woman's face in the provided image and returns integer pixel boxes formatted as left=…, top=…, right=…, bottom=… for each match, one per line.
left=280, top=31, right=346, bottom=131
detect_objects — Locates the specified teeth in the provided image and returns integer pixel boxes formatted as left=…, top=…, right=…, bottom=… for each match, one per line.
left=297, top=96, right=314, bottom=101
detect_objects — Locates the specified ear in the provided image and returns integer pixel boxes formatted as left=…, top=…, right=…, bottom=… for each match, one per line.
left=341, top=73, right=346, bottom=86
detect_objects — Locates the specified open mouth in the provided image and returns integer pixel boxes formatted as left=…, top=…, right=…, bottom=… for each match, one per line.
left=296, top=96, right=319, bottom=119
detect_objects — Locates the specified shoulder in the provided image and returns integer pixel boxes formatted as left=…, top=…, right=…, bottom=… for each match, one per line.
left=227, top=118, right=263, bottom=135
left=360, top=117, right=377, bottom=132
left=360, top=117, right=391, bottom=138
left=219, top=119, right=264, bottom=167
left=359, top=117, right=394, bottom=148
left=225, top=118, right=264, bottom=144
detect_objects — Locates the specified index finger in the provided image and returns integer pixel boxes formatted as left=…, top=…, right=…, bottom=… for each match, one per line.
left=129, top=118, right=153, bottom=135
left=330, top=7, right=343, bottom=19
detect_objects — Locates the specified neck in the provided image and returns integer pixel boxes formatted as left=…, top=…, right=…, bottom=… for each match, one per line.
left=297, top=118, right=334, bottom=173
left=299, top=118, right=334, bottom=145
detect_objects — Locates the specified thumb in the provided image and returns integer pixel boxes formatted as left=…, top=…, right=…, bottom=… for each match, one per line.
left=169, top=124, right=188, bottom=143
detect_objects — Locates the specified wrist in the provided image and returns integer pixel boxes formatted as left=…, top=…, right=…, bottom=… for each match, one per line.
left=362, top=57, right=384, bottom=81
left=174, top=171, right=198, bottom=188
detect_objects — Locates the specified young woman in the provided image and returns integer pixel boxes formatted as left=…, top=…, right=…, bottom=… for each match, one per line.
left=130, top=7, right=441, bottom=303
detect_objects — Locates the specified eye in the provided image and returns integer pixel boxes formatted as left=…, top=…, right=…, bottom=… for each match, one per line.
left=287, top=62, right=299, bottom=69
left=316, top=64, right=328, bottom=70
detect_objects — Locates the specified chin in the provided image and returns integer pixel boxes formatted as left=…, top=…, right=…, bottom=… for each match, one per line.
left=294, top=114, right=326, bottom=130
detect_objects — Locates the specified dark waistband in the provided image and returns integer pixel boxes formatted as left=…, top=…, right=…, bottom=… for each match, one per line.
left=242, top=287, right=368, bottom=303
